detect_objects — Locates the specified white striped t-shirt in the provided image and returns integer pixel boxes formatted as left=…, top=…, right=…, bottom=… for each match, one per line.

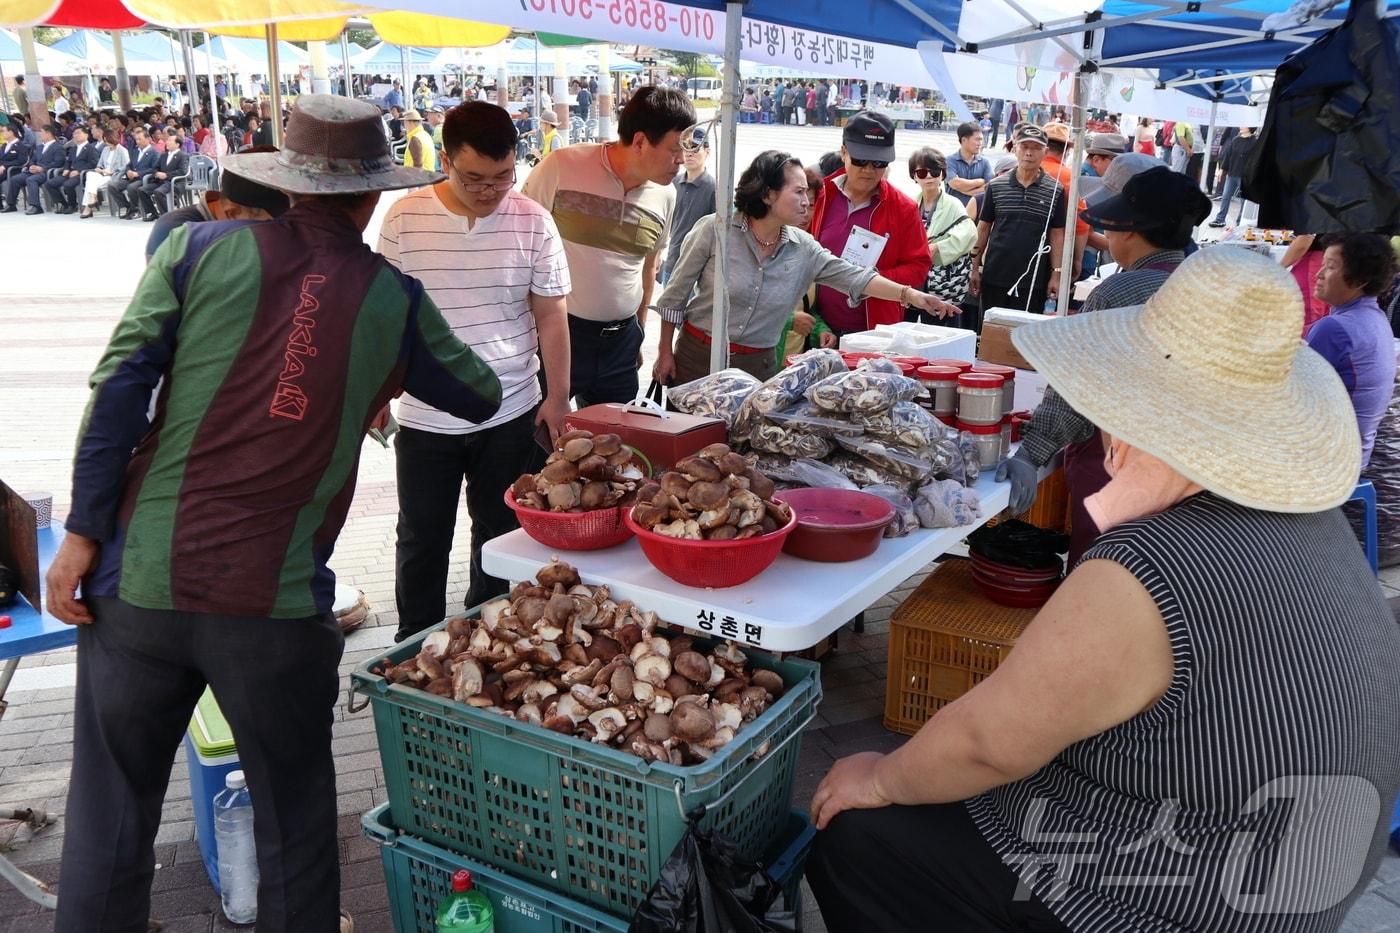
left=378, top=187, right=571, bottom=434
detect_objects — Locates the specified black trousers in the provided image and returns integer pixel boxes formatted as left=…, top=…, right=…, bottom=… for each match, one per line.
left=568, top=313, right=644, bottom=408
left=806, top=801, right=1070, bottom=932
left=58, top=173, right=82, bottom=208
left=393, top=411, right=546, bottom=642
left=139, top=177, right=175, bottom=216
left=108, top=175, right=140, bottom=212
left=55, top=596, right=344, bottom=933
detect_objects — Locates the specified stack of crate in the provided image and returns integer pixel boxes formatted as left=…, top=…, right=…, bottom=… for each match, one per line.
left=352, top=624, right=824, bottom=932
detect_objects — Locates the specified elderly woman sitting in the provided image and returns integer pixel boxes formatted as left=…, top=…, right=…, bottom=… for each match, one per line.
left=805, top=248, right=1400, bottom=932
left=652, top=150, right=953, bottom=387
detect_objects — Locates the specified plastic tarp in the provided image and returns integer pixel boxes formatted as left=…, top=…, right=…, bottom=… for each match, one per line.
left=0, top=28, right=84, bottom=71
left=196, top=34, right=308, bottom=73
left=49, top=27, right=183, bottom=73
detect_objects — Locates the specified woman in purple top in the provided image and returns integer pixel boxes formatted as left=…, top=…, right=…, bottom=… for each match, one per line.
left=1307, top=233, right=1400, bottom=469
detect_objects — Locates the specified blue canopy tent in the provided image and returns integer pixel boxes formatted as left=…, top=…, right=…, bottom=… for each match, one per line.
left=196, top=34, right=307, bottom=76
left=50, top=27, right=182, bottom=75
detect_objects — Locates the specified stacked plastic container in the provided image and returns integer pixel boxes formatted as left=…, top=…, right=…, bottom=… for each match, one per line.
left=352, top=619, right=825, bottom=931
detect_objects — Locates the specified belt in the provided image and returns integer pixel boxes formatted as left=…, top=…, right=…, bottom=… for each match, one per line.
left=568, top=314, right=635, bottom=336
left=682, top=321, right=768, bottom=356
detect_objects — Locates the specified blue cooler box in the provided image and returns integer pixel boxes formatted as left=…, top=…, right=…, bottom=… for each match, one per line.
left=183, top=688, right=241, bottom=893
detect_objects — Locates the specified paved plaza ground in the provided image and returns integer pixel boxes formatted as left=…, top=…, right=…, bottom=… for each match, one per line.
left=3, top=120, right=1400, bottom=931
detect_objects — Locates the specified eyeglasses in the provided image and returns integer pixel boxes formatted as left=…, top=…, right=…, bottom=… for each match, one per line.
left=452, top=170, right=516, bottom=193
left=911, top=168, right=942, bottom=180
left=850, top=158, right=889, bottom=170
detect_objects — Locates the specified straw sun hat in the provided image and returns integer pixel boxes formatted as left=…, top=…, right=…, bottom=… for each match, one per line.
left=1012, top=247, right=1360, bottom=512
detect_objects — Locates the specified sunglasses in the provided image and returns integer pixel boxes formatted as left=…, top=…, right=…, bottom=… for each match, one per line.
left=911, top=168, right=943, bottom=180
left=849, top=158, right=890, bottom=169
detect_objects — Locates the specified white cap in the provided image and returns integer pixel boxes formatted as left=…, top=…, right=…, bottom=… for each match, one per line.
left=226, top=770, right=247, bottom=790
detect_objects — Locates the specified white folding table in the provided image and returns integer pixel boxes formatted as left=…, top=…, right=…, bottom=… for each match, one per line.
left=483, top=470, right=1012, bottom=652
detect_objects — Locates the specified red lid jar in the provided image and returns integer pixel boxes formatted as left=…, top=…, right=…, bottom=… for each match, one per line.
left=973, top=363, right=1017, bottom=415
left=916, top=365, right=961, bottom=413
left=957, top=419, right=1004, bottom=469
left=956, top=372, right=1005, bottom=425
left=927, top=358, right=973, bottom=373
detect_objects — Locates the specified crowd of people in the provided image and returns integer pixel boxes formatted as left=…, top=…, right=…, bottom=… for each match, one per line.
left=27, top=75, right=1400, bottom=933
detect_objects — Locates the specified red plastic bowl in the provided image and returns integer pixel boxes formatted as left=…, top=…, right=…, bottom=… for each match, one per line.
left=971, top=574, right=1061, bottom=608
left=970, top=552, right=1063, bottom=582
left=622, top=507, right=798, bottom=588
left=505, top=490, right=633, bottom=551
left=774, top=489, right=895, bottom=562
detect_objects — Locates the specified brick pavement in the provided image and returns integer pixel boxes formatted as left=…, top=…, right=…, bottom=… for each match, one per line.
left=6, top=122, right=1400, bottom=930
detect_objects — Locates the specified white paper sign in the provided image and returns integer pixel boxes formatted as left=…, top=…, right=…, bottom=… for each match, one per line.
left=841, top=226, right=888, bottom=269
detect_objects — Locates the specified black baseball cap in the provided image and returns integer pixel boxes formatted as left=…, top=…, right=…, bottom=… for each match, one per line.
left=842, top=111, right=895, bottom=162
left=1079, top=166, right=1210, bottom=233
left=1011, top=124, right=1048, bottom=147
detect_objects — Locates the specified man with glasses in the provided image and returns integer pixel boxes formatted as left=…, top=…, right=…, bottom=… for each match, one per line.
left=808, top=110, right=931, bottom=340
left=523, top=86, right=693, bottom=405
left=379, top=101, right=572, bottom=642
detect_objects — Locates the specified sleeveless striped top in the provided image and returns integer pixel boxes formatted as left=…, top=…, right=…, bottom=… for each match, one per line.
left=967, top=492, right=1400, bottom=932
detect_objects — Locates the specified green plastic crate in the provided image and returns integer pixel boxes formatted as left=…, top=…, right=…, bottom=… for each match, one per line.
left=363, top=803, right=816, bottom=933
left=350, top=624, right=821, bottom=917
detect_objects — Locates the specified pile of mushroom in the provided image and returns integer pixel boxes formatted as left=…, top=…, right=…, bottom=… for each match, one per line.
left=371, top=560, right=786, bottom=765
left=512, top=429, right=646, bottom=512
left=629, top=443, right=793, bottom=541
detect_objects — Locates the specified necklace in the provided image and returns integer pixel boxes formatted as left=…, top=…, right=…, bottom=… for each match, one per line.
left=750, top=225, right=781, bottom=249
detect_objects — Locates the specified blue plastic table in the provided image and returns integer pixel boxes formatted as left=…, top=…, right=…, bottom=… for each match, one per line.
left=0, top=522, right=69, bottom=909
left=0, top=524, right=75, bottom=666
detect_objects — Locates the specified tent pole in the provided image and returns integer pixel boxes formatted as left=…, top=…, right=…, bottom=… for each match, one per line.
left=553, top=47, right=569, bottom=143
left=308, top=41, right=330, bottom=95
left=18, top=28, right=45, bottom=129
left=400, top=46, right=409, bottom=92
left=595, top=44, right=613, bottom=141
left=534, top=34, right=542, bottom=151
left=1200, top=96, right=1219, bottom=197
left=180, top=30, right=200, bottom=114
left=204, top=31, right=219, bottom=147
left=266, top=24, right=283, bottom=146
left=0, top=61, right=8, bottom=112
left=495, top=44, right=508, bottom=108
left=112, top=31, right=131, bottom=112
left=1054, top=69, right=1089, bottom=313
left=340, top=32, right=352, bottom=96
left=709, top=1, right=743, bottom=375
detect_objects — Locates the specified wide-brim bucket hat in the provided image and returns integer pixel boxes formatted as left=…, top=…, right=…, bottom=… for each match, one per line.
left=1012, top=247, right=1360, bottom=512
left=222, top=94, right=444, bottom=195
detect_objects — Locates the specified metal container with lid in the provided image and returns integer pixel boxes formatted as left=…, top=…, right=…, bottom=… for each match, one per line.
left=973, top=363, right=1017, bottom=416
left=916, top=365, right=961, bottom=414
left=958, top=420, right=1004, bottom=469
left=956, top=372, right=1005, bottom=425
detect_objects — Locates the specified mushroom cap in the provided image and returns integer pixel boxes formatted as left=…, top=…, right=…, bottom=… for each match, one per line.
left=671, top=703, right=717, bottom=742
left=673, top=651, right=712, bottom=685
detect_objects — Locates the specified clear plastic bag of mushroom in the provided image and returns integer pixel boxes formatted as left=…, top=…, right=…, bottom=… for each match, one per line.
left=511, top=429, right=648, bottom=512
left=629, top=443, right=794, bottom=541
left=666, top=368, right=762, bottom=429
left=805, top=369, right=924, bottom=416
left=730, top=348, right=846, bottom=442
left=370, top=559, right=790, bottom=766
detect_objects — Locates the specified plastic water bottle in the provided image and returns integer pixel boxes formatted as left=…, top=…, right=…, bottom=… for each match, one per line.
left=213, top=770, right=259, bottom=924
left=437, top=869, right=494, bottom=932
left=1043, top=297, right=1059, bottom=316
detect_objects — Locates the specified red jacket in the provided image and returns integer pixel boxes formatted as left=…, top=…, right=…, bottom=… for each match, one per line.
left=810, top=170, right=932, bottom=329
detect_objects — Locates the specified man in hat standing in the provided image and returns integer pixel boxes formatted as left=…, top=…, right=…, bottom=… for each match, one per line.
left=996, top=163, right=1210, bottom=563
left=970, top=123, right=1069, bottom=321
left=659, top=125, right=715, bottom=285
left=45, top=95, right=502, bottom=933
left=401, top=108, right=437, bottom=172
left=808, top=111, right=932, bottom=339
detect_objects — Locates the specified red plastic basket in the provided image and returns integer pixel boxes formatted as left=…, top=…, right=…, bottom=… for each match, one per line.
left=505, top=490, right=633, bottom=551
left=622, top=507, right=799, bottom=588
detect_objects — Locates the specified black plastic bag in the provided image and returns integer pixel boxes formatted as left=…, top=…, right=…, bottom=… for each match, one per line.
left=967, top=519, right=1069, bottom=570
left=629, top=826, right=800, bottom=933
left=1242, top=0, right=1400, bottom=234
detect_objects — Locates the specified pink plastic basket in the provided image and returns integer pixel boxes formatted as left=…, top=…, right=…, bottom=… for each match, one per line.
left=505, top=490, right=633, bottom=551
left=622, top=508, right=798, bottom=588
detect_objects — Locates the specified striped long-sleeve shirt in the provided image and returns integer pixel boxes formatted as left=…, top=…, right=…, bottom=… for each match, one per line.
left=69, top=201, right=502, bottom=618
